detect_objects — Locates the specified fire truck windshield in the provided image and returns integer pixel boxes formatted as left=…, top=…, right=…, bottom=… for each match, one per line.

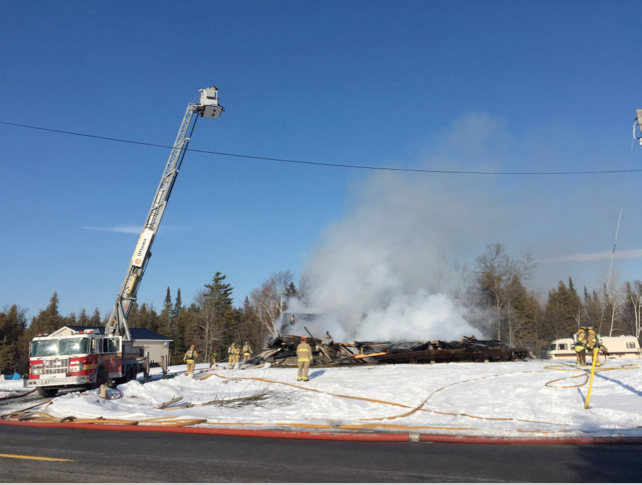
left=58, top=338, right=90, bottom=355
left=31, top=340, right=59, bottom=357
left=31, top=338, right=91, bottom=357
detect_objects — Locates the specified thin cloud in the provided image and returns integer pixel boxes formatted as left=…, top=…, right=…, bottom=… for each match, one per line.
left=537, top=249, right=642, bottom=263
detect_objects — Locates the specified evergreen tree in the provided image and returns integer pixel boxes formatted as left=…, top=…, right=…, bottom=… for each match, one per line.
left=186, top=273, right=237, bottom=363
left=77, top=308, right=90, bottom=326
left=541, top=280, right=582, bottom=342
left=126, top=302, right=141, bottom=328
left=285, top=282, right=298, bottom=300
left=583, top=288, right=602, bottom=329
left=66, top=312, right=77, bottom=326
left=158, top=287, right=173, bottom=338
left=138, top=303, right=159, bottom=332
left=90, top=308, right=101, bottom=327
left=22, top=293, right=66, bottom=367
left=0, top=305, right=28, bottom=374
left=174, top=288, right=183, bottom=318
left=504, top=276, right=541, bottom=350
left=28, top=292, right=65, bottom=335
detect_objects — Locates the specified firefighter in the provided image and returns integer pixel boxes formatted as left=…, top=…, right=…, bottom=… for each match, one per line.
left=297, top=335, right=312, bottom=382
left=183, top=345, right=198, bottom=376
left=323, top=331, right=335, bottom=358
left=233, top=343, right=241, bottom=366
left=573, top=326, right=588, bottom=365
left=242, top=341, right=253, bottom=362
left=227, top=343, right=237, bottom=369
left=585, top=327, right=606, bottom=366
left=209, top=350, right=218, bottom=367
left=323, top=331, right=334, bottom=347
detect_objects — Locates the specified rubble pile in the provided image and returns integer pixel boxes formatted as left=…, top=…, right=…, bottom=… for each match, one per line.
left=248, top=334, right=530, bottom=367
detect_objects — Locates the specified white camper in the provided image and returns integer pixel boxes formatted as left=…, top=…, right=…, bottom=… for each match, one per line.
left=547, top=336, right=641, bottom=360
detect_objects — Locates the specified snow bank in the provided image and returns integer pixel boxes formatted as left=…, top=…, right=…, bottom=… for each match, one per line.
left=2, top=360, right=641, bottom=438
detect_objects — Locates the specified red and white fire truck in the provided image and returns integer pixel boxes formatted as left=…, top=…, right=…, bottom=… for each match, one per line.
left=28, top=329, right=146, bottom=397
left=27, top=87, right=224, bottom=397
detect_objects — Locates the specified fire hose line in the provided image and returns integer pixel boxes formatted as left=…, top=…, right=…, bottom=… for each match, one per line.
left=199, top=422, right=478, bottom=432
left=0, top=398, right=54, bottom=421
left=2, top=410, right=208, bottom=427
left=201, top=370, right=570, bottom=428
left=544, top=362, right=641, bottom=389
left=0, top=408, right=581, bottom=436
left=6, top=364, right=637, bottom=434
left=0, top=402, right=594, bottom=436
left=200, top=372, right=413, bottom=408
left=360, top=370, right=572, bottom=427
left=0, top=387, right=122, bottom=422
left=0, top=389, right=36, bottom=401
left=367, top=363, right=641, bottom=424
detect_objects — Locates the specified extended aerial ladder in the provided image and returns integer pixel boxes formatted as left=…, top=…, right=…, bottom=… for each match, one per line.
left=635, top=109, right=642, bottom=145
left=105, top=87, right=224, bottom=340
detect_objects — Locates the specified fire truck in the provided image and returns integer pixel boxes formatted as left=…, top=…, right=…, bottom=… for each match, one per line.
left=27, top=87, right=224, bottom=397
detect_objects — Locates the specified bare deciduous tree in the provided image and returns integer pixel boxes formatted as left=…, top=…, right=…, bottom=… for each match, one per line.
left=474, top=243, right=537, bottom=343
left=249, top=270, right=295, bottom=337
left=625, top=281, right=642, bottom=339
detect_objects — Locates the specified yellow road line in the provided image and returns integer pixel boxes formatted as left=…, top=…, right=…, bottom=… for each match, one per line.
left=0, top=453, right=74, bottom=462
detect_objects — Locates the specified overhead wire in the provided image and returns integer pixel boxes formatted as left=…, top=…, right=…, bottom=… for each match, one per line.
left=1, top=120, right=642, bottom=176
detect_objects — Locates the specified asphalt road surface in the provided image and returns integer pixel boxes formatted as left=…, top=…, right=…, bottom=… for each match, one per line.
left=1, top=426, right=641, bottom=482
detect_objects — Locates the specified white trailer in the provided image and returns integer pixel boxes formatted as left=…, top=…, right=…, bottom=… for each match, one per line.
left=547, top=336, right=641, bottom=360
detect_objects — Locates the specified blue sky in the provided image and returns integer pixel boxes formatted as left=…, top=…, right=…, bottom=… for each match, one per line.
left=1, top=1, right=641, bottom=319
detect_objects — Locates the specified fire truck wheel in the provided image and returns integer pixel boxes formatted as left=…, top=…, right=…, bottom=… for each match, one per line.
left=37, top=387, right=58, bottom=398
left=130, top=365, right=138, bottom=381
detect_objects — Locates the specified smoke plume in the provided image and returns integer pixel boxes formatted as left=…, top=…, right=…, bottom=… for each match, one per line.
left=286, top=170, right=492, bottom=342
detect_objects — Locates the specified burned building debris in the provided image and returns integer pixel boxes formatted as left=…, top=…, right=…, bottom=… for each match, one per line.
left=247, top=334, right=530, bottom=367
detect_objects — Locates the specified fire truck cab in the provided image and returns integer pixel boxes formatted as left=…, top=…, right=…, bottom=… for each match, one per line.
left=28, top=328, right=146, bottom=397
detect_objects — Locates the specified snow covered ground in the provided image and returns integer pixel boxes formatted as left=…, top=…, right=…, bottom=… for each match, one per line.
left=1, top=359, right=641, bottom=438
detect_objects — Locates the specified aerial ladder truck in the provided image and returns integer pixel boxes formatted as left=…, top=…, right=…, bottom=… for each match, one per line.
left=28, top=87, right=224, bottom=396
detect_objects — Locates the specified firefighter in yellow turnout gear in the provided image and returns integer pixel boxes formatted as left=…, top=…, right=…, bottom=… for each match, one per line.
left=183, top=345, right=198, bottom=376
left=228, top=343, right=240, bottom=369
left=297, top=335, right=312, bottom=382
left=242, top=342, right=253, bottom=362
left=573, top=326, right=588, bottom=365
left=585, top=327, right=607, bottom=366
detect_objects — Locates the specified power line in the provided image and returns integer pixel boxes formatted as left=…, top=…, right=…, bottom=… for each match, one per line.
left=1, top=120, right=639, bottom=176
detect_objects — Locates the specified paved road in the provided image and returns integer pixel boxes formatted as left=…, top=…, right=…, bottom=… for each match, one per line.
left=1, top=425, right=641, bottom=482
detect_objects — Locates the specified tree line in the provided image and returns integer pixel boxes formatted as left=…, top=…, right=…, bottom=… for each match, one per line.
left=1, top=244, right=641, bottom=375
left=459, top=243, right=641, bottom=352
left=0, top=270, right=299, bottom=375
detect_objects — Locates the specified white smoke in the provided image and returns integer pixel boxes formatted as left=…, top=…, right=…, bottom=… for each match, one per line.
left=288, top=170, right=488, bottom=342
left=283, top=110, right=635, bottom=343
